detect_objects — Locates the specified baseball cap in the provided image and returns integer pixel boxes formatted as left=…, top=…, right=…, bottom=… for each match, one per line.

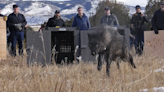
left=135, top=5, right=141, bottom=9
left=55, top=10, right=60, bottom=13
left=105, top=7, right=110, bottom=10
left=13, top=4, right=19, bottom=8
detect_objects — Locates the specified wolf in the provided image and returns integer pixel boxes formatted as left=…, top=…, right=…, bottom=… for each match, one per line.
left=88, top=24, right=136, bottom=77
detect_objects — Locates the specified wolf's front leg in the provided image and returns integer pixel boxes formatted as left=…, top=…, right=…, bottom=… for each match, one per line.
left=106, top=54, right=111, bottom=77
left=97, top=54, right=102, bottom=71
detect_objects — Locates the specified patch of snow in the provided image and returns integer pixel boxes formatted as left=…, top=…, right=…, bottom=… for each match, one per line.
left=1, top=3, right=15, bottom=15
left=141, top=87, right=164, bottom=92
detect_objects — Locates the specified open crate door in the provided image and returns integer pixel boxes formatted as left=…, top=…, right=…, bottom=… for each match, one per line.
left=26, top=31, right=51, bottom=65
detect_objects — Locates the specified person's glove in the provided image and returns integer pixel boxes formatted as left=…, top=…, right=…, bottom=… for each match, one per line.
left=14, top=23, right=22, bottom=31
left=154, top=29, right=158, bottom=34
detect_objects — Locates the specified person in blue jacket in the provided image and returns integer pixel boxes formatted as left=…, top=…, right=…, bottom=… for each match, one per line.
left=7, top=4, right=27, bottom=56
left=72, top=7, right=91, bottom=30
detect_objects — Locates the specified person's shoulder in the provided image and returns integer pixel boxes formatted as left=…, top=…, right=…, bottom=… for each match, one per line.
left=74, top=14, right=78, bottom=18
left=111, top=14, right=116, bottom=17
left=154, top=9, right=161, bottom=14
left=132, top=13, right=137, bottom=17
left=60, top=18, right=65, bottom=22
left=101, top=15, right=106, bottom=19
left=111, top=14, right=117, bottom=18
left=48, top=17, right=54, bottom=21
left=8, top=13, right=14, bottom=16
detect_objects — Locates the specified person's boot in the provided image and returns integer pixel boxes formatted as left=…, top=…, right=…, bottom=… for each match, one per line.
left=11, top=48, right=16, bottom=57
left=19, top=48, right=24, bottom=56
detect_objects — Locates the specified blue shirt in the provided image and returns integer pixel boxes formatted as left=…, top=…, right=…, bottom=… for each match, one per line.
left=72, top=13, right=91, bottom=30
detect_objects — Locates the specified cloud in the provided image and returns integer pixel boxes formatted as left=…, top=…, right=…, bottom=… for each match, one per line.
left=117, top=0, right=148, bottom=7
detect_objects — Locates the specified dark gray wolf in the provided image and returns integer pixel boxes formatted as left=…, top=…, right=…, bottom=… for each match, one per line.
left=88, top=24, right=136, bottom=77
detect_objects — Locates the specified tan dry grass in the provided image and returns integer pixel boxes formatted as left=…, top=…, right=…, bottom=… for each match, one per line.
left=0, top=54, right=164, bottom=92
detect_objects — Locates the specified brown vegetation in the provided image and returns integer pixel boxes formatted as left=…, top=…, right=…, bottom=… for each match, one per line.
left=0, top=53, right=164, bottom=92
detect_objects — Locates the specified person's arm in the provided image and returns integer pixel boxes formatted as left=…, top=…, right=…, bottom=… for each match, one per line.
left=130, top=16, right=135, bottom=28
left=6, top=15, right=14, bottom=28
left=72, top=17, right=76, bottom=27
left=21, top=15, right=27, bottom=27
left=113, top=15, right=119, bottom=26
left=62, top=19, right=65, bottom=27
left=141, top=13, right=148, bottom=23
left=151, top=12, right=157, bottom=30
left=87, top=17, right=91, bottom=29
left=151, top=11, right=159, bottom=34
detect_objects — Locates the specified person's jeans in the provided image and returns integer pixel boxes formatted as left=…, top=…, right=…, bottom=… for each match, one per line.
left=135, top=33, right=144, bottom=55
left=10, top=31, right=24, bottom=56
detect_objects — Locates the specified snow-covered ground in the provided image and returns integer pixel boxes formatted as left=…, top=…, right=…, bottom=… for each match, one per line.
left=141, top=87, right=164, bottom=92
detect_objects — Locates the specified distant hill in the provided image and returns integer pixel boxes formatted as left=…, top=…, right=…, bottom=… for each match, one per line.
left=0, top=0, right=145, bottom=25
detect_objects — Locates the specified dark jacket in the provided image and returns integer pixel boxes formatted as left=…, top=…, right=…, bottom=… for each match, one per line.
left=131, top=13, right=148, bottom=34
left=46, top=16, right=65, bottom=27
left=7, top=13, right=27, bottom=32
left=152, top=9, right=164, bottom=30
left=0, top=14, right=4, bottom=17
left=100, top=14, right=119, bottom=26
left=72, top=13, right=91, bottom=30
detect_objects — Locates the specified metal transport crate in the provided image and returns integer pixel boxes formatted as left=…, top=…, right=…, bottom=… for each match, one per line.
left=26, top=27, right=79, bottom=65
left=26, top=26, right=130, bottom=64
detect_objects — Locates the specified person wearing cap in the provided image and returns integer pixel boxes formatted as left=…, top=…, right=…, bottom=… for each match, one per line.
left=0, top=7, right=4, bottom=17
left=72, top=7, right=91, bottom=30
left=131, top=5, right=148, bottom=55
left=46, top=10, right=65, bottom=27
left=100, top=7, right=119, bottom=26
left=7, top=4, right=27, bottom=56
left=152, top=1, right=164, bottom=34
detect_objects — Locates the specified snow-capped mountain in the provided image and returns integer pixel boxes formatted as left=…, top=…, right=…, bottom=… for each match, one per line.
left=0, top=0, right=145, bottom=25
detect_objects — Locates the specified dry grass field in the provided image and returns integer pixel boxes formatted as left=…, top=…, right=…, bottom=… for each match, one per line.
left=0, top=53, right=164, bottom=92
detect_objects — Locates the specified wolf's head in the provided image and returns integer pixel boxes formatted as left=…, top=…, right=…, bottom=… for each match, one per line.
left=88, top=25, right=117, bottom=56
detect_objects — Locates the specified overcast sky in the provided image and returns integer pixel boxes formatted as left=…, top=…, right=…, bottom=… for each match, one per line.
left=117, top=0, right=148, bottom=7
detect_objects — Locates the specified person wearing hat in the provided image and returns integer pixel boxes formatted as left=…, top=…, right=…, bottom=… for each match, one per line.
left=152, top=1, right=164, bottom=34
left=72, top=7, right=91, bottom=30
left=46, top=10, right=65, bottom=27
left=0, top=7, right=4, bottom=17
left=7, top=4, right=27, bottom=56
left=100, top=7, right=119, bottom=26
left=131, top=5, right=148, bottom=55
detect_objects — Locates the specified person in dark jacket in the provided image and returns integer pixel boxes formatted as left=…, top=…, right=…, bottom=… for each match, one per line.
left=152, top=1, right=164, bottom=34
left=131, top=5, right=148, bottom=55
left=100, top=7, right=119, bottom=26
left=46, top=10, right=65, bottom=27
left=7, top=4, right=27, bottom=56
left=72, top=7, right=91, bottom=30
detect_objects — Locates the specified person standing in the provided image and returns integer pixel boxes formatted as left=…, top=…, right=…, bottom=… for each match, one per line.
left=100, top=7, right=119, bottom=26
left=7, top=4, right=27, bottom=56
left=72, top=7, right=91, bottom=30
left=46, top=10, right=65, bottom=27
left=131, top=5, right=148, bottom=55
left=72, top=7, right=91, bottom=61
left=152, top=1, right=164, bottom=34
